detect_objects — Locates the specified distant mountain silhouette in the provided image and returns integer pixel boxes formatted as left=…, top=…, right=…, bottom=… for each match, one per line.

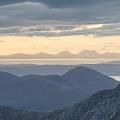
left=55, top=51, right=75, bottom=58
left=1, top=84, right=120, bottom=120
left=0, top=66, right=118, bottom=112
left=77, top=50, right=100, bottom=58
left=0, top=50, right=120, bottom=59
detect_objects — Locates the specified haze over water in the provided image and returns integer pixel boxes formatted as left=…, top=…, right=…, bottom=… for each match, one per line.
left=0, top=58, right=119, bottom=65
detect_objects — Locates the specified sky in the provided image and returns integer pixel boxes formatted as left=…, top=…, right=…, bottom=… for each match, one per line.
left=0, top=0, right=120, bottom=55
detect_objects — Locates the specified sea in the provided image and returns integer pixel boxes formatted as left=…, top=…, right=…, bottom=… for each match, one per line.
left=0, top=58, right=119, bottom=65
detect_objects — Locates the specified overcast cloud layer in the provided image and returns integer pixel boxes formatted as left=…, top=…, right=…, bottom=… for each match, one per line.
left=0, top=0, right=120, bottom=37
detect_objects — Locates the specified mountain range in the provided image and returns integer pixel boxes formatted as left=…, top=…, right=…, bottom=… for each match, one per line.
left=0, top=50, right=120, bottom=59
left=0, top=63, right=120, bottom=77
left=0, top=66, right=118, bottom=112
left=0, top=83, right=120, bottom=120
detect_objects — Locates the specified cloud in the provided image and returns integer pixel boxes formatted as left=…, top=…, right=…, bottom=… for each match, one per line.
left=0, top=40, right=4, bottom=42
left=0, top=0, right=117, bottom=8
left=0, top=1, right=120, bottom=37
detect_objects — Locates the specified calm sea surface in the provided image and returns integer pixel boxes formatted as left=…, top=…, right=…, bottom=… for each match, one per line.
left=0, top=58, right=119, bottom=65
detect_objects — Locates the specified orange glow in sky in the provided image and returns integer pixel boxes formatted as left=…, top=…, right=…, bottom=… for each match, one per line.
left=0, top=35, right=120, bottom=55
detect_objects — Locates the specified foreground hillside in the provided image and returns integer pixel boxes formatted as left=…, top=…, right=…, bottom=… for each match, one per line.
left=1, top=84, right=120, bottom=120
left=38, top=84, right=120, bottom=120
left=0, top=66, right=118, bottom=112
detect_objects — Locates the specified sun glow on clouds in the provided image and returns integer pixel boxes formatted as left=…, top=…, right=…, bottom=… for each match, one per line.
left=0, top=1, right=120, bottom=37
left=0, top=1, right=120, bottom=56
left=0, top=35, right=120, bottom=55
left=85, top=24, right=103, bottom=29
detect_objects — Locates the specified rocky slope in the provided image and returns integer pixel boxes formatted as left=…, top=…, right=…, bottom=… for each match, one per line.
left=38, top=84, right=120, bottom=120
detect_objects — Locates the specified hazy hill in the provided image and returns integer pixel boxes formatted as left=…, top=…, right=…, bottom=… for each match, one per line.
left=55, top=51, right=75, bottom=58
left=77, top=50, right=100, bottom=58
left=1, top=84, right=120, bottom=120
left=0, top=66, right=118, bottom=112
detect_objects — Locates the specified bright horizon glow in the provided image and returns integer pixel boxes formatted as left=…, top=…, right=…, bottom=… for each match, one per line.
left=0, top=35, right=120, bottom=55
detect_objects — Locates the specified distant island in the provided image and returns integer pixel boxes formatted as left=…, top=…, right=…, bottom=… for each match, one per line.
left=0, top=50, right=120, bottom=59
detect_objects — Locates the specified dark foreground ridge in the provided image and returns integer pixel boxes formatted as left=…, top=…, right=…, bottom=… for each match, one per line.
left=1, top=84, right=120, bottom=120
left=0, top=66, right=118, bottom=112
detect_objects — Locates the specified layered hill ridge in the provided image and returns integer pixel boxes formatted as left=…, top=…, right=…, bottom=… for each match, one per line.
left=0, top=66, right=118, bottom=112
left=63, top=66, right=117, bottom=89
left=0, top=84, right=120, bottom=120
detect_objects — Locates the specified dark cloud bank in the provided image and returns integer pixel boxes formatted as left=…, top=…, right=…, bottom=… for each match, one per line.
left=0, top=0, right=120, bottom=37
left=0, top=0, right=117, bottom=8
